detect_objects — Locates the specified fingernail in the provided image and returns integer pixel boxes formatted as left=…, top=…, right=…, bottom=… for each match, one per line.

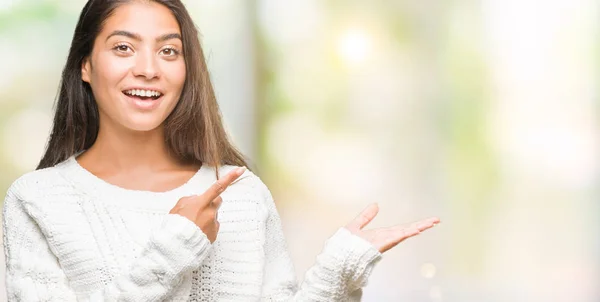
left=236, top=167, right=246, bottom=174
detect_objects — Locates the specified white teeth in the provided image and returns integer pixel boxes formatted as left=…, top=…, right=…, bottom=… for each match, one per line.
left=125, top=89, right=162, bottom=98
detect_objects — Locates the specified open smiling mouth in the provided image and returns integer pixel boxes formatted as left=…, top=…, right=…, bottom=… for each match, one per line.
left=123, top=89, right=163, bottom=101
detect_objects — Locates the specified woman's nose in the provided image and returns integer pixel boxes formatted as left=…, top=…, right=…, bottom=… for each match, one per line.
left=132, top=50, right=160, bottom=79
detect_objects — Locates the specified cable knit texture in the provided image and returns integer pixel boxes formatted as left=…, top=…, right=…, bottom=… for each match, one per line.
left=2, top=156, right=382, bottom=301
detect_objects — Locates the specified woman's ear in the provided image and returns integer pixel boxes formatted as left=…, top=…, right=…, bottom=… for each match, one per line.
left=82, top=57, right=92, bottom=83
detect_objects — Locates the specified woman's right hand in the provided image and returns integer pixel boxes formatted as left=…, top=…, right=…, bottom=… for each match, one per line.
left=169, top=167, right=246, bottom=242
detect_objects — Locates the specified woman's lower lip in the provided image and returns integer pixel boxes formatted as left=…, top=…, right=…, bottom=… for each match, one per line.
left=124, top=93, right=162, bottom=110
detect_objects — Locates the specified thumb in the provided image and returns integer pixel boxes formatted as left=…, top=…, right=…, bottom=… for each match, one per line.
left=169, top=196, right=192, bottom=214
left=346, top=203, right=379, bottom=231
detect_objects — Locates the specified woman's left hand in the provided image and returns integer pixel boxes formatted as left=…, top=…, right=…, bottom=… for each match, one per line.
left=345, top=203, right=440, bottom=253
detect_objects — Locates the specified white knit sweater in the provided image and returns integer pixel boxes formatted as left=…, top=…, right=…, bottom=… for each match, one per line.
left=2, top=156, right=381, bottom=301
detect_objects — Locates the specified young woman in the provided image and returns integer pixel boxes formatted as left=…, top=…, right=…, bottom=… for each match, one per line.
left=2, top=0, right=440, bottom=301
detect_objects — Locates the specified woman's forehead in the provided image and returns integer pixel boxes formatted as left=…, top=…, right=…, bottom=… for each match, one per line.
left=101, top=1, right=181, bottom=39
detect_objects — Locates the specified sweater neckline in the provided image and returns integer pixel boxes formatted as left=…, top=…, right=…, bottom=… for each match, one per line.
left=62, top=155, right=207, bottom=201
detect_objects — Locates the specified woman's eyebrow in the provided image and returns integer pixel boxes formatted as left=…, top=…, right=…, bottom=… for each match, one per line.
left=106, top=30, right=182, bottom=42
left=157, top=33, right=182, bottom=42
left=106, top=30, right=140, bottom=41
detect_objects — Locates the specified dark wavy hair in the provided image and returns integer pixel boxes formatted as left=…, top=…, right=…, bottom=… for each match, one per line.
left=37, top=0, right=248, bottom=172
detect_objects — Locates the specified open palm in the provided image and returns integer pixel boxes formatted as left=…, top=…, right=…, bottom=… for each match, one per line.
left=345, top=204, right=440, bottom=253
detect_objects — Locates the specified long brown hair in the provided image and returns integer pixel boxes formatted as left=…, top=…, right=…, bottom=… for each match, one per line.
left=37, top=0, right=248, bottom=172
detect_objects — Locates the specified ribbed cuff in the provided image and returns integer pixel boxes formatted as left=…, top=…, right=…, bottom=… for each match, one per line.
left=159, top=214, right=208, bottom=244
left=323, top=228, right=382, bottom=286
left=146, top=214, right=212, bottom=286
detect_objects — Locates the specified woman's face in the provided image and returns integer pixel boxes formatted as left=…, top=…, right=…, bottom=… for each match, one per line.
left=81, top=1, right=186, bottom=133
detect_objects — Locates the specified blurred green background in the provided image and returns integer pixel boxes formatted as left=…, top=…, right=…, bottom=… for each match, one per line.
left=1, top=0, right=599, bottom=301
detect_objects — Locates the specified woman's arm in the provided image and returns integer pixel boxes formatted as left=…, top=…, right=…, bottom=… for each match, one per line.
left=256, top=175, right=439, bottom=302
left=257, top=181, right=382, bottom=302
left=3, top=183, right=211, bottom=302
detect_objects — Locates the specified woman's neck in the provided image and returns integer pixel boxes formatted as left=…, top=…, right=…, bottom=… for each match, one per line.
left=78, top=124, right=182, bottom=173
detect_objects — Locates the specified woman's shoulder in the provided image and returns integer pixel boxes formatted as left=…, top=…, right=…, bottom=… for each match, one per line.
left=215, top=165, right=276, bottom=219
left=5, top=162, right=72, bottom=202
left=216, top=165, right=272, bottom=199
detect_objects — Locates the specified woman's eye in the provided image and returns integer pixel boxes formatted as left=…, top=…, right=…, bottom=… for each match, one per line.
left=161, top=48, right=180, bottom=56
left=114, top=45, right=131, bottom=53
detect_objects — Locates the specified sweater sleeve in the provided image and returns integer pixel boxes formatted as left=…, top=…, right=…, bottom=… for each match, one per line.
left=259, top=186, right=382, bottom=301
left=3, top=183, right=212, bottom=301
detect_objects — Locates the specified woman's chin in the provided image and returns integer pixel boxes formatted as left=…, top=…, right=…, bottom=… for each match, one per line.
left=122, top=118, right=165, bottom=133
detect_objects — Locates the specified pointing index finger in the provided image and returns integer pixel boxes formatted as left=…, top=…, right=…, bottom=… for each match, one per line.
left=203, top=167, right=246, bottom=200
